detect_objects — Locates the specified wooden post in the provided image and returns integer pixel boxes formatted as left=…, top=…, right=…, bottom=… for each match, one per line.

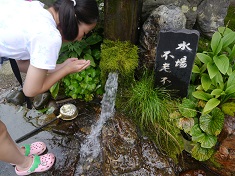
left=104, top=0, right=143, bottom=44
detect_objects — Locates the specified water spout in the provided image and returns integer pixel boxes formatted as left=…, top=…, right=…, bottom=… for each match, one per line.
left=77, top=72, right=118, bottom=173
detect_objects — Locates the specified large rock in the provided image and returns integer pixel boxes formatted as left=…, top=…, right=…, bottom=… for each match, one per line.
left=209, top=116, right=235, bottom=176
left=142, top=0, right=230, bottom=38
left=101, top=113, right=179, bottom=175
left=142, top=0, right=202, bottom=29
left=139, top=4, right=186, bottom=69
left=196, top=0, right=230, bottom=38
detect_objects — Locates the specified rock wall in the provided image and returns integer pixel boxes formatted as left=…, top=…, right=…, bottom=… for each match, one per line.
left=142, top=0, right=230, bottom=38
left=139, top=0, right=230, bottom=70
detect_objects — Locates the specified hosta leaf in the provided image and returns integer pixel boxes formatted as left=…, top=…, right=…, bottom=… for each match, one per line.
left=192, top=64, right=200, bottom=73
left=178, top=98, right=197, bottom=117
left=200, top=107, right=224, bottom=136
left=213, top=55, right=229, bottom=75
left=200, top=63, right=208, bottom=73
left=201, top=74, right=211, bottom=91
left=227, top=66, right=233, bottom=76
left=191, top=143, right=215, bottom=161
left=202, top=98, right=220, bottom=114
left=196, top=53, right=212, bottom=64
left=211, top=72, right=224, bottom=89
left=211, top=32, right=222, bottom=55
left=227, top=71, right=235, bottom=88
left=225, top=85, right=235, bottom=94
left=196, top=85, right=203, bottom=91
left=50, top=82, right=60, bottom=99
left=210, top=89, right=223, bottom=97
left=221, top=31, right=235, bottom=48
left=218, top=26, right=233, bottom=35
left=230, top=45, right=235, bottom=58
left=207, top=62, right=219, bottom=79
left=192, top=91, right=213, bottom=101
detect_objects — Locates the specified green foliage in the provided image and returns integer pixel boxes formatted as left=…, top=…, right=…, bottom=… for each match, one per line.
left=62, top=67, right=102, bottom=101
left=175, top=97, right=224, bottom=161
left=191, top=143, right=215, bottom=161
left=123, top=71, right=184, bottom=161
left=192, top=27, right=235, bottom=114
left=50, top=34, right=104, bottom=101
left=99, top=39, right=139, bottom=85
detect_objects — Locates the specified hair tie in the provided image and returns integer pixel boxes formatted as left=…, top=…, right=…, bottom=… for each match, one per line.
left=70, top=0, right=76, bottom=6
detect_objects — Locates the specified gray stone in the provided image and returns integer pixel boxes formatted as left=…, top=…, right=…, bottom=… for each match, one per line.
left=142, top=0, right=230, bottom=38
left=6, top=90, right=25, bottom=106
left=139, top=4, right=186, bottom=69
left=101, top=113, right=178, bottom=175
left=196, top=0, right=230, bottom=38
left=33, top=92, right=51, bottom=110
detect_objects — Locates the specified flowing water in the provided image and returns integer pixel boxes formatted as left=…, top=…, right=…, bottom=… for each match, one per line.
left=77, top=72, right=118, bottom=174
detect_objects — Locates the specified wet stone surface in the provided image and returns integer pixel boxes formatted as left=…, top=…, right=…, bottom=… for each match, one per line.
left=101, top=113, right=178, bottom=176
left=0, top=99, right=101, bottom=176
left=0, top=62, right=222, bottom=176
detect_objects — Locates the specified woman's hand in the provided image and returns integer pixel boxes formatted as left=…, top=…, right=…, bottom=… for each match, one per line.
left=49, top=58, right=90, bottom=73
left=64, top=58, right=90, bottom=74
left=61, top=58, right=78, bottom=67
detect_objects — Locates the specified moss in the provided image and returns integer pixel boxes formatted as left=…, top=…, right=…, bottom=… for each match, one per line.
left=99, top=39, right=139, bottom=85
left=221, top=102, right=235, bottom=116
left=224, top=5, right=235, bottom=30
left=197, top=37, right=210, bottom=53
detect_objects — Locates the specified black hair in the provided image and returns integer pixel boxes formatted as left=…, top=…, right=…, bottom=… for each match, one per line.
left=53, top=0, right=99, bottom=41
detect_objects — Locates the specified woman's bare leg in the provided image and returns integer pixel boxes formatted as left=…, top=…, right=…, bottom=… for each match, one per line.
left=0, top=120, right=33, bottom=170
left=16, top=60, right=30, bottom=73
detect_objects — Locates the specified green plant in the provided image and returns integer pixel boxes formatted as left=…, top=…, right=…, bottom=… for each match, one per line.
left=123, top=71, right=184, bottom=162
left=174, top=98, right=224, bottom=161
left=192, top=26, right=235, bottom=114
left=175, top=26, right=235, bottom=161
left=50, top=34, right=104, bottom=102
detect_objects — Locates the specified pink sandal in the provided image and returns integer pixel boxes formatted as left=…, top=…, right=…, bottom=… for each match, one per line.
left=15, top=153, right=55, bottom=175
left=11, top=142, right=47, bottom=166
left=21, top=141, right=47, bottom=156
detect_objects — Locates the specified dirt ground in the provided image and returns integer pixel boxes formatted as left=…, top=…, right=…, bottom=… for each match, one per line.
left=0, top=62, right=25, bottom=98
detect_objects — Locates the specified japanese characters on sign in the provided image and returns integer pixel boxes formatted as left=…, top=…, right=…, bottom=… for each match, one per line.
left=154, top=29, right=199, bottom=97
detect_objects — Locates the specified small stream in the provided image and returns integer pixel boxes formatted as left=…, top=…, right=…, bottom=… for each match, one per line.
left=77, top=72, right=118, bottom=174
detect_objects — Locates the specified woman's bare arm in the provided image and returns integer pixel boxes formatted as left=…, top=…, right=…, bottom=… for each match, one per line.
left=23, top=59, right=90, bottom=97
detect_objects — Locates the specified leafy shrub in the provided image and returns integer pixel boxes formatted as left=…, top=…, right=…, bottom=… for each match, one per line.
left=50, top=34, right=104, bottom=102
left=175, top=26, right=235, bottom=161
left=192, top=27, right=235, bottom=114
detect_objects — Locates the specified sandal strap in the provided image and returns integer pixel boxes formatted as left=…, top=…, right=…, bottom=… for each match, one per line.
left=29, top=155, right=41, bottom=172
left=23, top=144, right=30, bottom=156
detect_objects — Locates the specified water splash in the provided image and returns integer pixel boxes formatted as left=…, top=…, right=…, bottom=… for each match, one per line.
left=78, top=72, right=118, bottom=170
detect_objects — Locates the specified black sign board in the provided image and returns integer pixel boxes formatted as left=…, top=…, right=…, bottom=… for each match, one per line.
left=154, top=29, right=199, bottom=97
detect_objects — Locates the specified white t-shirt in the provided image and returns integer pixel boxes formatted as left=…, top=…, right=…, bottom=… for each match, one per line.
left=0, top=0, right=62, bottom=70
